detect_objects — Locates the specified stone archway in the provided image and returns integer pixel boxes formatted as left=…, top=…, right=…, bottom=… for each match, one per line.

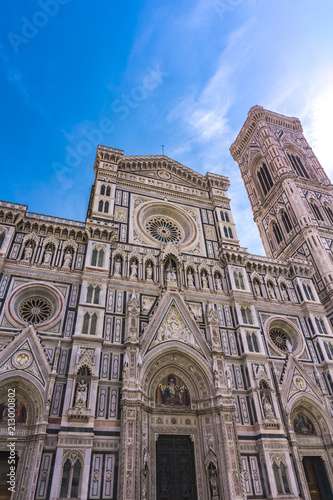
left=119, top=345, right=242, bottom=500
left=0, top=376, right=47, bottom=500
left=144, top=354, right=210, bottom=500
left=290, top=400, right=333, bottom=500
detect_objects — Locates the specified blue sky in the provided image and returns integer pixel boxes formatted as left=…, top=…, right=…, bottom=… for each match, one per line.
left=1, top=0, right=333, bottom=255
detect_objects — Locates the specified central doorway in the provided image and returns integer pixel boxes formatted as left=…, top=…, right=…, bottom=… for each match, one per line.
left=156, top=435, right=197, bottom=500
left=303, top=456, right=333, bottom=500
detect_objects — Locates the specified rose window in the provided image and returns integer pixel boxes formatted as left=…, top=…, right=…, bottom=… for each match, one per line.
left=145, top=217, right=182, bottom=243
left=19, top=297, right=52, bottom=324
left=269, top=328, right=290, bottom=351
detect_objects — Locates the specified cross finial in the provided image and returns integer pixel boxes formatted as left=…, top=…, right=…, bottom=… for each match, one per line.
left=161, top=145, right=165, bottom=155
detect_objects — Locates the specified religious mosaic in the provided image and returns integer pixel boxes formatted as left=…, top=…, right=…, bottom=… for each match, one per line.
left=0, top=398, right=27, bottom=424
left=294, top=412, right=316, bottom=435
left=156, top=374, right=190, bottom=408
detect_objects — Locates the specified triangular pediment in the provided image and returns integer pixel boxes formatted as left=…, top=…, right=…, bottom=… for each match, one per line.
left=279, top=355, right=323, bottom=410
left=119, top=156, right=208, bottom=190
left=0, top=325, right=51, bottom=388
left=141, top=292, right=210, bottom=359
left=129, top=169, right=201, bottom=188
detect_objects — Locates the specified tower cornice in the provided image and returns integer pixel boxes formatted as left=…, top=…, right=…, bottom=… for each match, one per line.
left=230, top=106, right=302, bottom=161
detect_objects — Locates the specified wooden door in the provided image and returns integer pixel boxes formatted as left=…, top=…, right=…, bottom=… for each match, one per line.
left=156, top=435, right=197, bottom=500
left=303, top=456, right=333, bottom=500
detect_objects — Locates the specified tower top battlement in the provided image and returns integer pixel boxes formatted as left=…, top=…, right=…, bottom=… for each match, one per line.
left=230, top=106, right=302, bottom=161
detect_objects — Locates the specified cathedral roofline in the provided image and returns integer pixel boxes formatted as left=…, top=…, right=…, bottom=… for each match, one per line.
left=0, top=199, right=118, bottom=242
left=229, top=105, right=303, bottom=161
left=95, top=145, right=230, bottom=191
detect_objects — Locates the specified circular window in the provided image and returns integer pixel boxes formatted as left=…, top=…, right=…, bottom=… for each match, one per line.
left=269, top=328, right=290, bottom=351
left=145, top=217, right=183, bottom=243
left=6, top=282, right=64, bottom=329
left=135, top=201, right=199, bottom=250
left=18, top=297, right=52, bottom=324
left=266, top=317, right=305, bottom=357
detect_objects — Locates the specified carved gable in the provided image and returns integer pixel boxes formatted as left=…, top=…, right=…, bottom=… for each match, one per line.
left=151, top=304, right=199, bottom=349
left=0, top=325, right=51, bottom=388
left=279, top=355, right=324, bottom=410
left=141, top=292, right=210, bottom=359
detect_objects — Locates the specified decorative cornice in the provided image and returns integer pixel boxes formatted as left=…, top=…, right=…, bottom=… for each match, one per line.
left=230, top=106, right=303, bottom=161
left=116, top=154, right=230, bottom=191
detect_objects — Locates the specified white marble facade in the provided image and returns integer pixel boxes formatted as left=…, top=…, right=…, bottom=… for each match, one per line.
left=0, top=109, right=333, bottom=500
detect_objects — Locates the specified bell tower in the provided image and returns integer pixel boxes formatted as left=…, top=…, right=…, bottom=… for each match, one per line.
left=230, top=105, right=333, bottom=311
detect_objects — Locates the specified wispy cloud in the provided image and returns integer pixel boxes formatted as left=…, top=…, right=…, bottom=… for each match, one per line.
left=301, top=72, right=333, bottom=179
left=168, top=18, right=256, bottom=157
left=166, top=18, right=266, bottom=254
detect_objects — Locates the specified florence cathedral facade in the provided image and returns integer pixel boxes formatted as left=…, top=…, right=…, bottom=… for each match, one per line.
left=1, top=106, right=333, bottom=500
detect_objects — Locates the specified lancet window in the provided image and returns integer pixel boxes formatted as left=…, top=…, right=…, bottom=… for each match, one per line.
left=257, top=162, right=273, bottom=196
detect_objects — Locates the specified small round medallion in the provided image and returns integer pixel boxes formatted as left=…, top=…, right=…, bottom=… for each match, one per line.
left=157, top=170, right=171, bottom=180
left=13, top=351, right=32, bottom=369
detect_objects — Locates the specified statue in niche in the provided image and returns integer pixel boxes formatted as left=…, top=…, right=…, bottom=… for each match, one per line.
left=22, top=242, right=33, bottom=262
left=122, top=352, right=129, bottom=381
left=202, top=272, right=209, bottom=290
left=75, top=379, right=88, bottom=407
left=267, top=282, right=276, bottom=299
left=226, top=369, right=232, bottom=390
left=130, top=260, right=138, bottom=279
left=187, top=268, right=195, bottom=287
left=63, top=250, right=73, bottom=269
left=213, top=368, right=220, bottom=390
left=166, top=265, right=177, bottom=283
left=43, top=246, right=53, bottom=265
left=281, top=286, right=289, bottom=301
left=214, top=274, right=222, bottom=291
left=253, top=280, right=262, bottom=297
left=114, top=257, right=122, bottom=277
left=208, top=469, right=219, bottom=497
left=146, top=262, right=153, bottom=280
left=262, top=395, right=275, bottom=419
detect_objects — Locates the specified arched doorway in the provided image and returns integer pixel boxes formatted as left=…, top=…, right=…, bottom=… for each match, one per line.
left=291, top=403, right=333, bottom=500
left=124, top=348, right=230, bottom=500
left=0, top=377, right=46, bottom=500
left=154, top=373, right=196, bottom=500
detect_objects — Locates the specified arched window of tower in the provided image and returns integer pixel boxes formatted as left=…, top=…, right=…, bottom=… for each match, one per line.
left=280, top=210, right=292, bottom=234
left=323, top=204, right=333, bottom=225
left=257, top=162, right=274, bottom=197
left=286, top=152, right=310, bottom=179
left=310, top=201, right=324, bottom=221
left=272, top=221, right=283, bottom=245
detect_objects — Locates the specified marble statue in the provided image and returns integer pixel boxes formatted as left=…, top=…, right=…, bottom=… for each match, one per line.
left=202, top=273, right=209, bottom=290
left=75, top=379, right=88, bottom=406
left=114, top=257, right=122, bottom=277
left=187, top=269, right=194, bottom=287
left=23, top=243, right=33, bottom=262
left=43, top=247, right=53, bottom=265
left=215, top=275, right=222, bottom=291
left=63, top=250, right=72, bottom=269
left=130, top=260, right=138, bottom=278
left=146, top=262, right=153, bottom=280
